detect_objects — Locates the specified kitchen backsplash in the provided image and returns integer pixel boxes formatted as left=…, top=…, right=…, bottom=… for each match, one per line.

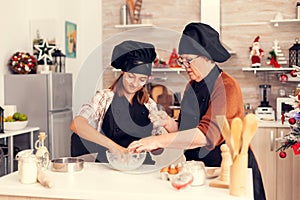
left=101, top=0, right=300, bottom=111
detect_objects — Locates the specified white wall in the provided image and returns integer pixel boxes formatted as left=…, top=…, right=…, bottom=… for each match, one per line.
left=0, top=0, right=102, bottom=107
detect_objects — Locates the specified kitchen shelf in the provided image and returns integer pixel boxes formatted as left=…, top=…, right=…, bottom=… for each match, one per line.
left=112, top=67, right=185, bottom=75
left=242, top=67, right=294, bottom=74
left=270, top=19, right=300, bottom=26
left=114, top=24, right=153, bottom=28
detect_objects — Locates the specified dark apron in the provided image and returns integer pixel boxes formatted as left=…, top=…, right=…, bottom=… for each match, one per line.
left=71, top=94, right=153, bottom=163
left=179, top=65, right=266, bottom=200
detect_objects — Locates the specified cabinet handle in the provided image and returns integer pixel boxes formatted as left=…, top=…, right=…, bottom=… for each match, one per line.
left=280, top=130, right=284, bottom=139
left=274, top=130, right=285, bottom=142
left=270, top=130, right=274, bottom=151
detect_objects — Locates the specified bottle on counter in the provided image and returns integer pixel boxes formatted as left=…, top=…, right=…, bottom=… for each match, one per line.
left=35, top=132, right=50, bottom=170
left=297, top=2, right=300, bottom=19
left=120, top=4, right=128, bottom=25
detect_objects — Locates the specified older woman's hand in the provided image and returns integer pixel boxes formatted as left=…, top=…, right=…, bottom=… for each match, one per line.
left=149, top=110, right=178, bottom=133
left=149, top=110, right=169, bottom=128
left=127, top=136, right=161, bottom=153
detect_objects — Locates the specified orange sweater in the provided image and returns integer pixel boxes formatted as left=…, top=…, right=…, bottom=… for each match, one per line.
left=197, top=71, right=244, bottom=150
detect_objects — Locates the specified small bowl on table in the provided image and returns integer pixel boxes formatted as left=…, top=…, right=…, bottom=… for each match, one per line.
left=4, top=121, right=28, bottom=131
left=106, top=150, right=146, bottom=171
left=51, top=157, right=84, bottom=172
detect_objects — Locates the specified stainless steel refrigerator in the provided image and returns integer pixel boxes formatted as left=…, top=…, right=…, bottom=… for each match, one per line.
left=4, top=73, right=73, bottom=159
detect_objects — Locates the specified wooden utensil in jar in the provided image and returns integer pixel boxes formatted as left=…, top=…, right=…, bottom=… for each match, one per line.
left=216, top=115, right=234, bottom=158
left=240, top=113, right=258, bottom=155
left=230, top=117, right=243, bottom=160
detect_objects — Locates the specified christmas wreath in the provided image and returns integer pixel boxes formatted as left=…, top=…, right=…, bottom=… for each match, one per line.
left=8, top=52, right=37, bottom=74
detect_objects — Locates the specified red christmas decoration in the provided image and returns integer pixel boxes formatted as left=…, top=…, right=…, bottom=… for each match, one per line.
left=249, top=36, right=264, bottom=68
left=281, top=114, right=285, bottom=125
left=279, top=73, right=288, bottom=83
left=268, top=50, right=280, bottom=68
left=168, top=48, right=180, bottom=68
left=288, top=117, right=296, bottom=125
left=290, top=70, right=298, bottom=77
left=153, top=57, right=167, bottom=68
left=279, top=151, right=287, bottom=158
left=292, top=142, right=300, bottom=155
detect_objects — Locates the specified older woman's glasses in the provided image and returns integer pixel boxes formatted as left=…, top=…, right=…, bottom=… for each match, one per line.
left=176, top=56, right=199, bottom=67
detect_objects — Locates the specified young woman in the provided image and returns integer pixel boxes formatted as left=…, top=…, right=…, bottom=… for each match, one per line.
left=70, top=40, right=159, bottom=162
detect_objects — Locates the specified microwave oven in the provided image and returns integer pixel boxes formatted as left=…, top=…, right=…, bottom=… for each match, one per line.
left=276, top=97, right=295, bottom=121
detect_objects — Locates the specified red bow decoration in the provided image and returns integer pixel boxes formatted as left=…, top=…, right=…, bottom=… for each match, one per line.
left=292, top=142, right=300, bottom=155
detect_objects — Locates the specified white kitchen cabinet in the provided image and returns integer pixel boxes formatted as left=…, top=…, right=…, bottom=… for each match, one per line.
left=251, top=127, right=300, bottom=200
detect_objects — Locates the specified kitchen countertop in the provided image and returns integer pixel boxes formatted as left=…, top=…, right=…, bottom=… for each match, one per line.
left=0, top=162, right=254, bottom=200
left=258, top=121, right=290, bottom=128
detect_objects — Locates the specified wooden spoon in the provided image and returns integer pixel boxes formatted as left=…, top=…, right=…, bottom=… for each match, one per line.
left=240, top=114, right=258, bottom=155
left=231, top=117, right=243, bottom=160
left=216, top=115, right=234, bottom=158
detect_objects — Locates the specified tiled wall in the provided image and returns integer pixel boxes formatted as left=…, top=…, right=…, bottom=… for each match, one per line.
left=102, top=0, right=300, bottom=111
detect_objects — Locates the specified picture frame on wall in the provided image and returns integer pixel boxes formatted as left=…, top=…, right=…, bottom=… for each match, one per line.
left=30, top=19, right=57, bottom=54
left=65, top=21, right=77, bottom=58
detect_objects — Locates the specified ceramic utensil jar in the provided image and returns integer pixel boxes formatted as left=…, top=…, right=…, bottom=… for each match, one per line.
left=15, top=149, right=37, bottom=184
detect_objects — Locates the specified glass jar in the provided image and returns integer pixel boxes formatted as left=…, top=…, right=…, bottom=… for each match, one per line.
left=16, top=149, right=37, bottom=184
left=182, top=161, right=206, bottom=186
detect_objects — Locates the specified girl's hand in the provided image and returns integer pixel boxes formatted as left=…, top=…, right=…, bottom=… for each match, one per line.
left=109, top=144, right=128, bottom=154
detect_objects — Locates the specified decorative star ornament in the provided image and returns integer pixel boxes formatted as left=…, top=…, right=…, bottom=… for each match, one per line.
left=34, top=39, right=55, bottom=62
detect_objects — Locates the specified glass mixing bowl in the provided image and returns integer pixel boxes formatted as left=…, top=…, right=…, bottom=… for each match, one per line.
left=106, top=150, right=146, bottom=171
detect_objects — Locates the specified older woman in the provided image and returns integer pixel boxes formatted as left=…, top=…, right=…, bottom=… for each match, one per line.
left=128, top=23, right=266, bottom=200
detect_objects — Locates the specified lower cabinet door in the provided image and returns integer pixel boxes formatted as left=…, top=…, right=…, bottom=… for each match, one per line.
left=252, top=127, right=298, bottom=200
left=292, top=148, right=300, bottom=200
left=251, top=127, right=277, bottom=200
left=276, top=128, right=293, bottom=200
